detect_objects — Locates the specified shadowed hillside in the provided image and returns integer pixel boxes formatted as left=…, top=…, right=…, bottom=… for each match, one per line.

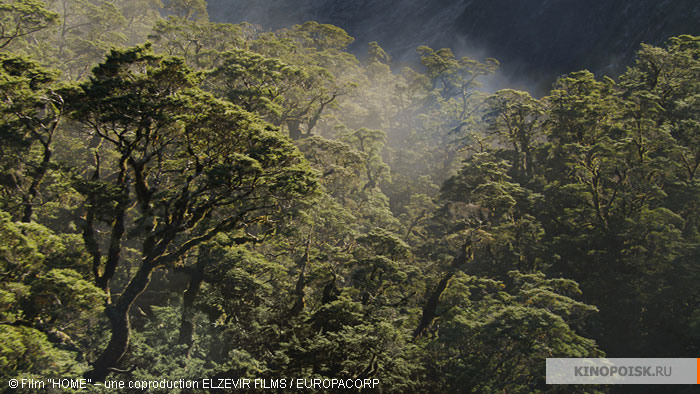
left=208, top=0, right=700, bottom=93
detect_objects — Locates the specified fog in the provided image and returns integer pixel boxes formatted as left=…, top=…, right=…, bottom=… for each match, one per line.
left=207, top=0, right=700, bottom=96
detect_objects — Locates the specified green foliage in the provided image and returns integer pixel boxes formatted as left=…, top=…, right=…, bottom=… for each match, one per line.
left=482, top=89, right=544, bottom=180
left=0, top=325, right=81, bottom=379
left=0, top=0, right=58, bottom=49
left=205, top=49, right=309, bottom=121
left=0, top=4, right=699, bottom=391
left=149, top=18, right=251, bottom=68
left=0, top=53, right=63, bottom=221
left=0, top=211, right=102, bottom=378
left=279, top=21, right=354, bottom=52
left=417, top=46, right=498, bottom=100
left=425, top=271, right=602, bottom=392
left=163, top=0, right=208, bottom=22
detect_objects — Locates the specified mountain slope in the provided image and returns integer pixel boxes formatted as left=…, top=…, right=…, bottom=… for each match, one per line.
left=207, top=0, right=700, bottom=92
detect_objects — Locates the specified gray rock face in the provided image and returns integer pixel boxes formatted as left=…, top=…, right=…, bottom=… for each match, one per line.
left=207, top=0, right=700, bottom=93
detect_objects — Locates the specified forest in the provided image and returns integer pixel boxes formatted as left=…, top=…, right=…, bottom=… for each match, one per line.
left=1, top=0, right=699, bottom=392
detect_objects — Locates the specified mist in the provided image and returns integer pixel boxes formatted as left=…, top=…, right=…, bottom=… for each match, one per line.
left=207, top=0, right=700, bottom=96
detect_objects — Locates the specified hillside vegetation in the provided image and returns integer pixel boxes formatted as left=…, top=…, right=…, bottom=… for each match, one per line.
left=1, top=0, right=699, bottom=392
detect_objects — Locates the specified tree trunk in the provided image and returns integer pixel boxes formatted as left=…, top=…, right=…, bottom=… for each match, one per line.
left=413, top=272, right=454, bottom=339
left=21, top=144, right=52, bottom=223
left=84, top=262, right=155, bottom=381
left=413, top=240, right=472, bottom=339
left=289, top=238, right=311, bottom=317
left=287, top=119, right=302, bottom=140
left=178, top=267, right=204, bottom=347
left=96, top=204, right=126, bottom=291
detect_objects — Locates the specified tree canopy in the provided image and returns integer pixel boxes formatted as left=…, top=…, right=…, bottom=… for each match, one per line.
left=1, top=1, right=699, bottom=392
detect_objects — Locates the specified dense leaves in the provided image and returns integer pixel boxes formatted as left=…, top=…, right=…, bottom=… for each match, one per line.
left=1, top=1, right=699, bottom=392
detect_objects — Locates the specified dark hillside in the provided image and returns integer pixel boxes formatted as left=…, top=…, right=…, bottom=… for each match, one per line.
left=208, top=0, right=700, bottom=92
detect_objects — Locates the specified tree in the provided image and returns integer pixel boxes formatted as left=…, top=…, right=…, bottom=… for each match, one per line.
left=0, top=211, right=103, bottom=379
left=537, top=53, right=700, bottom=356
left=162, top=0, right=207, bottom=22
left=207, top=48, right=351, bottom=140
left=0, top=0, right=58, bottom=49
left=149, top=18, right=253, bottom=68
left=249, top=22, right=359, bottom=140
left=7, top=0, right=163, bottom=81
left=47, top=0, right=129, bottom=80
left=115, top=0, right=163, bottom=46
left=0, top=53, right=63, bottom=222
left=482, top=89, right=545, bottom=181
left=205, top=49, right=307, bottom=120
left=62, top=45, right=316, bottom=379
left=393, top=46, right=497, bottom=185
left=424, top=271, right=602, bottom=392
left=414, top=151, right=544, bottom=338
left=417, top=46, right=497, bottom=103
